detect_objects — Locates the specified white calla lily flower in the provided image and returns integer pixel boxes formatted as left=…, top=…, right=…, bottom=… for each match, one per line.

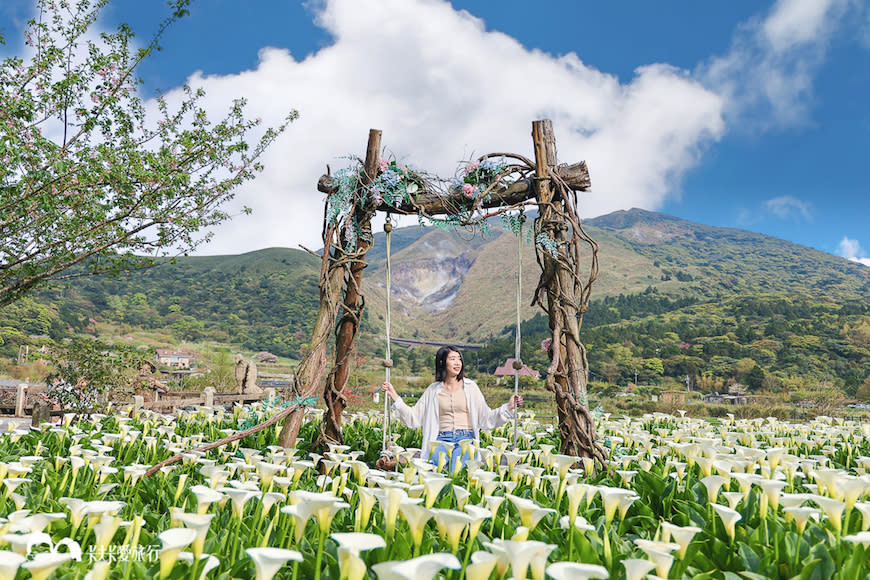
left=371, top=552, right=460, bottom=580
left=245, top=547, right=303, bottom=580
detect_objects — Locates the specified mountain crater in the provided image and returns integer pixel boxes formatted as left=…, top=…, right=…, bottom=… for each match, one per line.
left=389, top=254, right=474, bottom=314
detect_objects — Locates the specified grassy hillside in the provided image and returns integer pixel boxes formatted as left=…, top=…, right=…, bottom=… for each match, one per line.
left=2, top=208, right=868, bottom=399
left=1, top=248, right=322, bottom=361
left=472, top=209, right=870, bottom=398
left=589, top=209, right=870, bottom=300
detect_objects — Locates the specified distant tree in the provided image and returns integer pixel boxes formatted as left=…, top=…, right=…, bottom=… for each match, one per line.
left=208, top=348, right=235, bottom=391
left=171, top=315, right=204, bottom=341
left=598, top=360, right=621, bottom=384
left=746, top=364, right=766, bottom=390
left=47, top=337, right=145, bottom=413
left=641, top=357, right=664, bottom=383
left=474, top=373, right=497, bottom=388
left=707, top=355, right=738, bottom=379
left=761, top=372, right=782, bottom=392
left=856, top=376, right=870, bottom=402
left=0, top=0, right=296, bottom=307
left=663, top=355, right=704, bottom=378
left=735, top=357, right=757, bottom=380
left=517, top=375, right=542, bottom=390
left=841, top=320, right=870, bottom=349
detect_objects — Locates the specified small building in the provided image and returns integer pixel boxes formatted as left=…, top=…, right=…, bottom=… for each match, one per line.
left=155, top=349, right=194, bottom=369
left=661, top=390, right=689, bottom=405
left=703, top=392, right=748, bottom=405
left=494, top=358, right=540, bottom=379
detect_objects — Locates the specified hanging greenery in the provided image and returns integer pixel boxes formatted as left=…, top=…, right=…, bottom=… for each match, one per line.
left=326, top=154, right=555, bottom=250
left=536, top=232, right=562, bottom=258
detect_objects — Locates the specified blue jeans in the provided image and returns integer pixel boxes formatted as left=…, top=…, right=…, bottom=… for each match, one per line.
left=432, top=429, right=474, bottom=473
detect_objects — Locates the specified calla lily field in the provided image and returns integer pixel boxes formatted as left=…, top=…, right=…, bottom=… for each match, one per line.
left=0, top=402, right=869, bottom=579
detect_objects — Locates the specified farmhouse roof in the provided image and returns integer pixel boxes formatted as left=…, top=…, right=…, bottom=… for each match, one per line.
left=493, top=358, right=540, bottom=378
left=155, top=349, right=194, bottom=357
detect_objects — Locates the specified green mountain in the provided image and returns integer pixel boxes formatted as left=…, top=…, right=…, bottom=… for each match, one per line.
left=4, top=248, right=322, bottom=359
left=3, top=208, right=869, bottom=396
left=552, top=209, right=869, bottom=396
left=587, top=209, right=869, bottom=300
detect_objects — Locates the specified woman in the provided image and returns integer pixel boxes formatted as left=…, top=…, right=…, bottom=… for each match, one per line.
left=382, top=346, right=522, bottom=470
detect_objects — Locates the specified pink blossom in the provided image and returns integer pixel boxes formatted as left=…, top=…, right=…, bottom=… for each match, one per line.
left=541, top=338, right=552, bottom=353
left=378, top=158, right=389, bottom=172
left=462, top=183, right=476, bottom=198
left=464, top=160, right=480, bottom=175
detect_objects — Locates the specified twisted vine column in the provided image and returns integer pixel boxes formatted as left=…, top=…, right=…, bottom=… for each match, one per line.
left=278, top=130, right=381, bottom=448
left=319, top=130, right=381, bottom=447
left=277, top=229, right=344, bottom=447
left=531, top=120, right=606, bottom=466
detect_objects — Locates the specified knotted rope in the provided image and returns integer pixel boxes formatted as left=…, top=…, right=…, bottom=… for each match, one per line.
left=381, top=217, right=393, bottom=458
left=512, top=211, right=524, bottom=450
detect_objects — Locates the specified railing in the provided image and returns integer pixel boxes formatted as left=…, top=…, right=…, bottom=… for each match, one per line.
left=0, top=385, right=278, bottom=418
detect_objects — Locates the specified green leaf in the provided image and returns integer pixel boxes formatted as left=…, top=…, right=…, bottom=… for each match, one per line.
left=797, top=558, right=822, bottom=580
left=806, top=542, right=836, bottom=580
left=739, top=573, right=772, bottom=580
left=738, top=541, right=761, bottom=571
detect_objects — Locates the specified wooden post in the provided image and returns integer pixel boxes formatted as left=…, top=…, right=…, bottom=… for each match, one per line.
left=531, top=119, right=604, bottom=463
left=321, top=129, right=382, bottom=447
left=203, top=387, right=216, bottom=408
left=15, top=384, right=26, bottom=418
left=277, top=261, right=345, bottom=448
left=277, top=129, right=382, bottom=449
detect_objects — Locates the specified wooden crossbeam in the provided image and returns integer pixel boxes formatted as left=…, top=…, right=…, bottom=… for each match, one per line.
left=316, top=161, right=590, bottom=216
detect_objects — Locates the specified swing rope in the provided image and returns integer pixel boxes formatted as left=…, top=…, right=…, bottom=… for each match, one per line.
left=382, top=216, right=393, bottom=457
left=512, top=211, right=524, bottom=450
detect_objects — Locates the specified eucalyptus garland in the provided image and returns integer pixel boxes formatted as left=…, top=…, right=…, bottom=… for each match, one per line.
left=327, top=154, right=555, bottom=252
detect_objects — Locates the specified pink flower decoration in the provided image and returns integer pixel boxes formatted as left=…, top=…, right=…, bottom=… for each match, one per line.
left=378, top=158, right=389, bottom=172
left=462, top=183, right=476, bottom=198
left=464, top=160, right=480, bottom=175
left=541, top=338, right=553, bottom=352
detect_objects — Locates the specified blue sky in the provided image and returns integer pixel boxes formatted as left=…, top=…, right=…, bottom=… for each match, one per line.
left=2, top=0, right=869, bottom=265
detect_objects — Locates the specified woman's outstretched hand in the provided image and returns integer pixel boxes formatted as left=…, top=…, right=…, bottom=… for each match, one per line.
left=508, top=394, right=523, bottom=410
left=382, top=381, right=400, bottom=402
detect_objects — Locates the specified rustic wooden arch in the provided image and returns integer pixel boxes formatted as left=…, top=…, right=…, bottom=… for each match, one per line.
left=275, top=119, right=606, bottom=465
left=142, top=119, right=606, bottom=478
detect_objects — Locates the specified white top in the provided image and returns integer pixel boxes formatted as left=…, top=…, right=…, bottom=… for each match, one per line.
left=392, top=378, right=514, bottom=460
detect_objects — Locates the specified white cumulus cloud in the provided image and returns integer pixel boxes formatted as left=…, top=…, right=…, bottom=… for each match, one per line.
left=699, top=0, right=851, bottom=129
left=837, top=237, right=870, bottom=267
left=182, top=0, right=862, bottom=253
left=156, top=0, right=728, bottom=254
left=4, top=0, right=860, bottom=254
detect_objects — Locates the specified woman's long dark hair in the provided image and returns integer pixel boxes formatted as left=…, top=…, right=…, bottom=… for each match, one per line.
left=434, top=346, right=465, bottom=383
